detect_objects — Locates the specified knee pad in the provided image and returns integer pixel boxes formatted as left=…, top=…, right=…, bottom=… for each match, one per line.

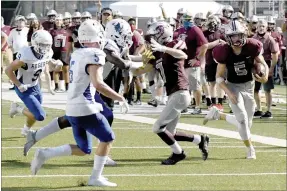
left=77, top=145, right=92, bottom=155
left=58, top=116, right=71, bottom=129
left=35, top=113, right=45, bottom=121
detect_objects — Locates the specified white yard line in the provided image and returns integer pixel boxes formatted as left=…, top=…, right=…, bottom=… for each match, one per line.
left=2, top=172, right=286, bottom=178
left=1, top=146, right=273, bottom=149
left=2, top=85, right=286, bottom=147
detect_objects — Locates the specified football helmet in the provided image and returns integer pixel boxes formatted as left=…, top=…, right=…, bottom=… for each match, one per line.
left=231, top=12, right=245, bottom=22
left=31, top=30, right=53, bottom=55
left=147, top=17, right=157, bottom=28
left=78, top=20, right=105, bottom=49
left=47, top=10, right=57, bottom=22
left=194, top=12, right=207, bottom=27
left=222, top=5, right=234, bottom=19
left=26, top=13, right=37, bottom=20
left=225, top=20, right=247, bottom=47
left=113, top=10, right=123, bottom=19
left=266, top=16, right=275, bottom=31
left=63, top=12, right=72, bottom=26
left=207, top=15, right=221, bottom=32
left=105, top=18, right=133, bottom=50
left=81, top=11, right=92, bottom=22
left=146, top=21, right=173, bottom=45
left=72, top=12, right=82, bottom=26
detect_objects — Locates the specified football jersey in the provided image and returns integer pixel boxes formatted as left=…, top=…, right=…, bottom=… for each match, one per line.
left=66, top=48, right=106, bottom=117
left=16, top=46, right=53, bottom=87
left=102, top=39, right=121, bottom=80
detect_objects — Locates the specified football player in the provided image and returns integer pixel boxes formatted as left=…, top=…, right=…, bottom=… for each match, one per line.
left=204, top=15, right=226, bottom=111
left=253, top=19, right=279, bottom=118
left=30, top=20, right=129, bottom=187
left=42, top=10, right=57, bottom=31
left=63, top=12, right=72, bottom=29
left=204, top=20, right=269, bottom=159
left=50, top=14, right=71, bottom=92
left=133, top=21, right=209, bottom=165
left=5, top=30, right=62, bottom=136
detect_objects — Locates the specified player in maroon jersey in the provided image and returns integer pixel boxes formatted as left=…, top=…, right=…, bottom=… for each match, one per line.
left=204, top=20, right=269, bottom=159
left=50, top=14, right=71, bottom=92
left=204, top=15, right=226, bottom=110
left=133, top=21, right=209, bottom=165
left=42, top=10, right=57, bottom=31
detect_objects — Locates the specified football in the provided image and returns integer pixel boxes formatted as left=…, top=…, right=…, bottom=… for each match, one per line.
left=252, top=62, right=265, bottom=77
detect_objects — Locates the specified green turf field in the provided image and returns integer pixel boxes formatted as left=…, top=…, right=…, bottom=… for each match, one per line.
left=1, top=95, right=287, bottom=190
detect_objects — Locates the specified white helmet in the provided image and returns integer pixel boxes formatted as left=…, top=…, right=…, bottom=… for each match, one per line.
left=222, top=5, right=234, bottom=18
left=26, top=13, right=37, bottom=20
left=194, top=12, right=207, bottom=27
left=165, top=17, right=176, bottom=27
left=207, top=15, right=221, bottom=32
left=177, top=8, right=185, bottom=14
left=78, top=20, right=105, bottom=49
left=147, top=17, right=157, bottom=27
left=266, top=16, right=275, bottom=24
left=47, top=10, right=57, bottom=16
left=146, top=21, right=173, bottom=45
left=225, top=20, right=247, bottom=47
left=250, top=15, right=258, bottom=23
left=63, top=12, right=72, bottom=19
left=81, top=11, right=92, bottom=19
left=105, top=18, right=133, bottom=50
left=55, top=14, right=63, bottom=20
left=31, top=30, right=53, bottom=55
left=72, top=12, right=82, bottom=18
left=113, top=10, right=123, bottom=19
left=15, top=15, right=26, bottom=21
left=72, top=12, right=82, bottom=25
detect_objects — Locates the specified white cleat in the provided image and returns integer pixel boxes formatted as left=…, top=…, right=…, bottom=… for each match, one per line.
left=21, top=127, right=30, bottom=137
left=9, top=102, right=19, bottom=118
left=88, top=178, right=117, bottom=187
left=203, top=106, right=220, bottom=125
left=105, top=156, right=117, bottom=166
left=24, top=130, right=37, bottom=156
left=246, top=148, right=256, bottom=160
left=31, top=149, right=46, bottom=175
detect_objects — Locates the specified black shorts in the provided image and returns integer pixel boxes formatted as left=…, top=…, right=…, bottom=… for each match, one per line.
left=254, top=76, right=274, bottom=92
left=205, top=63, right=217, bottom=82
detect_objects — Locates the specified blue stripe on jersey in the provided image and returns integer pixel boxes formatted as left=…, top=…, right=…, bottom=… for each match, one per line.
left=83, top=84, right=93, bottom=103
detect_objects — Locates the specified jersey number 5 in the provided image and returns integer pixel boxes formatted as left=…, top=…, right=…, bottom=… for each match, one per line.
left=234, top=64, right=247, bottom=76
left=32, top=69, right=42, bottom=82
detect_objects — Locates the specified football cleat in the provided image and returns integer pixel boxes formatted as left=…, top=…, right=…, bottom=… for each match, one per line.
left=191, top=108, right=202, bottom=115
left=31, top=149, right=46, bottom=175
left=161, top=151, right=186, bottom=165
left=24, top=130, right=37, bottom=156
left=203, top=106, right=220, bottom=125
left=9, top=102, right=19, bottom=118
left=105, top=156, right=117, bottom=166
left=246, top=148, right=256, bottom=159
left=148, top=99, right=158, bottom=107
left=21, top=127, right=30, bottom=137
left=88, top=178, right=117, bottom=187
left=198, top=134, right=209, bottom=161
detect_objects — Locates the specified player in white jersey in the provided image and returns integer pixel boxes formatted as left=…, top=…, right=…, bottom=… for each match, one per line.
left=30, top=20, right=129, bottom=187
left=5, top=29, right=62, bottom=136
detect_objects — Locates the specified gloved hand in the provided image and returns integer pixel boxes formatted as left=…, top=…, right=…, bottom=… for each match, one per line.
left=150, top=38, right=167, bottom=53
left=142, top=49, right=155, bottom=65
left=18, top=84, right=28, bottom=93
left=119, top=100, right=129, bottom=114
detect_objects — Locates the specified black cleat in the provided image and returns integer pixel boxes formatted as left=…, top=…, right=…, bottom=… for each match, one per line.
left=198, top=134, right=209, bottom=161
left=143, top=89, right=151, bottom=94
left=161, top=151, right=186, bottom=165
left=148, top=99, right=158, bottom=107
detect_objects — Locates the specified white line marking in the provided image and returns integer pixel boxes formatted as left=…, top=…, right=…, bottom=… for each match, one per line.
left=1, top=146, right=273, bottom=149
left=256, top=150, right=286, bottom=153
left=2, top=172, right=286, bottom=178
left=280, top=155, right=287, bottom=157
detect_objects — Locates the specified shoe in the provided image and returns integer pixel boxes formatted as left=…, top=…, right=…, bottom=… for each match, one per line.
left=253, top=110, right=263, bottom=118
left=161, top=151, right=186, bottom=165
left=280, top=82, right=286, bottom=86
left=214, top=104, right=224, bottom=112
left=9, top=85, right=15, bottom=90
left=271, top=103, right=276, bottom=107
left=105, top=156, right=117, bottom=166
left=88, top=178, right=117, bottom=187
left=246, top=148, right=256, bottom=159
left=54, top=88, right=65, bottom=93
left=203, top=106, right=220, bottom=125
left=261, top=111, right=273, bottom=119
left=229, top=110, right=233, bottom=114
left=223, top=95, right=227, bottom=103
left=21, top=127, right=30, bottom=137
left=191, top=108, right=202, bottom=115
left=9, top=102, right=19, bottom=118
left=181, top=108, right=188, bottom=113
left=142, top=89, right=151, bottom=94
left=31, top=149, right=46, bottom=175
left=24, top=130, right=37, bottom=156
left=148, top=99, right=158, bottom=107
left=134, top=100, right=142, bottom=105
left=198, top=134, right=209, bottom=161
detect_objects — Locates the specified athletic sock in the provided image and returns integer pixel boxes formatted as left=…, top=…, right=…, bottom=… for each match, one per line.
left=90, top=155, right=107, bottom=179
left=35, top=118, right=61, bottom=141
left=43, top=144, right=72, bottom=159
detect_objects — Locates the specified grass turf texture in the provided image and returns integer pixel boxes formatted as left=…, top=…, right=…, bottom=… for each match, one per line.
left=1, top=99, right=287, bottom=190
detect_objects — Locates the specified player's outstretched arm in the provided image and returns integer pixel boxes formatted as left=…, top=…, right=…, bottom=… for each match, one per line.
left=5, top=60, right=25, bottom=87
left=150, top=39, right=187, bottom=59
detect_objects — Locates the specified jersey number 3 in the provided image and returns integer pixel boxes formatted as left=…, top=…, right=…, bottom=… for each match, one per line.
left=234, top=64, right=247, bottom=76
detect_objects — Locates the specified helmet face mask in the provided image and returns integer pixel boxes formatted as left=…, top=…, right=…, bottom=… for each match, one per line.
left=207, top=20, right=219, bottom=32
left=31, top=30, right=53, bottom=55
left=226, top=33, right=246, bottom=47
left=225, top=20, right=246, bottom=47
